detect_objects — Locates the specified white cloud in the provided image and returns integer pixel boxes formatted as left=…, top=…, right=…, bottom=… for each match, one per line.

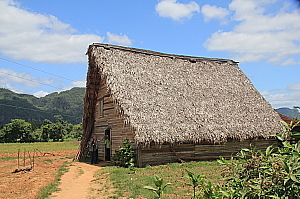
left=0, top=0, right=104, bottom=64
left=204, top=0, right=300, bottom=65
left=106, top=32, right=133, bottom=46
left=201, top=4, right=229, bottom=23
left=0, top=68, right=56, bottom=88
left=287, top=82, right=300, bottom=91
left=281, top=58, right=300, bottom=66
left=263, top=91, right=300, bottom=108
left=0, top=68, right=68, bottom=96
left=155, top=0, right=200, bottom=21
left=34, top=91, right=49, bottom=98
left=262, top=82, right=300, bottom=108
left=72, top=79, right=86, bottom=87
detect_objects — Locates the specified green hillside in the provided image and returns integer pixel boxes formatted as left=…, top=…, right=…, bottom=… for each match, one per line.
left=0, top=87, right=85, bottom=126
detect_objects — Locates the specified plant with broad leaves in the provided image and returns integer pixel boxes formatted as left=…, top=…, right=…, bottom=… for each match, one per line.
left=112, top=138, right=136, bottom=168
left=185, top=169, right=203, bottom=198
left=276, top=120, right=300, bottom=145
left=144, top=175, right=171, bottom=199
left=185, top=169, right=222, bottom=199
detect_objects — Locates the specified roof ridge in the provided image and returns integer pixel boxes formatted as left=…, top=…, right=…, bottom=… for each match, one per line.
left=91, top=43, right=238, bottom=64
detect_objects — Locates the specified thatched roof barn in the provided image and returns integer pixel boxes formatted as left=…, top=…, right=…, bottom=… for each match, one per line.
left=75, top=43, right=282, bottom=166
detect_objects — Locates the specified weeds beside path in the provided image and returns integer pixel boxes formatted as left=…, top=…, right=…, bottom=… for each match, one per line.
left=50, top=161, right=115, bottom=199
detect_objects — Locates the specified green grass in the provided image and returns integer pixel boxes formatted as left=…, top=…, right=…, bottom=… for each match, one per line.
left=95, top=161, right=222, bottom=199
left=0, top=141, right=79, bottom=154
left=43, top=159, right=53, bottom=163
left=36, top=161, right=70, bottom=199
left=0, top=156, right=18, bottom=160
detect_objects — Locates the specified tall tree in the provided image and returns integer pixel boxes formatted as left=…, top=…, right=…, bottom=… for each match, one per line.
left=0, top=119, right=32, bottom=143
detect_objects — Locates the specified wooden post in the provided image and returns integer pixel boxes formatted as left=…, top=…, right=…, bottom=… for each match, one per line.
left=32, top=149, right=35, bottom=170
left=170, top=145, right=185, bottom=163
left=17, top=149, right=20, bottom=169
left=23, top=149, right=26, bottom=167
left=137, top=147, right=142, bottom=167
left=27, top=151, right=32, bottom=168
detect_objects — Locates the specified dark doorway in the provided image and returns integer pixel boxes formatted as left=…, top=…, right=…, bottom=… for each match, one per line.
left=104, top=128, right=111, bottom=161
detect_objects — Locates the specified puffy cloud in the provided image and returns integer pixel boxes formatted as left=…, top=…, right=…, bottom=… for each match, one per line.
left=106, top=32, right=133, bottom=46
left=0, top=0, right=104, bottom=64
left=201, top=4, right=229, bottom=23
left=262, top=82, right=300, bottom=108
left=34, top=91, right=49, bottom=98
left=204, top=0, right=300, bottom=65
left=155, top=0, right=200, bottom=21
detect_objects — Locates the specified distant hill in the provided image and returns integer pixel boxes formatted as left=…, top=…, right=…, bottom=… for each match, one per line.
left=275, top=107, right=300, bottom=119
left=0, top=87, right=85, bottom=127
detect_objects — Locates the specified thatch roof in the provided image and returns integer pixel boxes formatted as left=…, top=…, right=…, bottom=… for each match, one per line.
left=86, top=43, right=282, bottom=146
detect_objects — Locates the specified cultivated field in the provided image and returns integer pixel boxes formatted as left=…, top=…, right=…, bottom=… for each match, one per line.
left=0, top=142, right=78, bottom=199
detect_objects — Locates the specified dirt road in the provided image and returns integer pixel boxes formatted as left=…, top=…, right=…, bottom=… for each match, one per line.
left=50, top=161, right=115, bottom=199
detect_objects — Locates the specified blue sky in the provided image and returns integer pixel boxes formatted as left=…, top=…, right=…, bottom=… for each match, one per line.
left=0, top=0, right=299, bottom=108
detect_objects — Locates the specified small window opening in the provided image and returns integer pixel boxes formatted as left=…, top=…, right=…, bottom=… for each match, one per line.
left=99, top=99, right=104, bottom=117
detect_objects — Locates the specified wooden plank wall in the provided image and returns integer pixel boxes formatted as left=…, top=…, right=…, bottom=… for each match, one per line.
left=139, top=139, right=277, bottom=167
left=139, top=144, right=195, bottom=166
left=92, top=79, right=136, bottom=161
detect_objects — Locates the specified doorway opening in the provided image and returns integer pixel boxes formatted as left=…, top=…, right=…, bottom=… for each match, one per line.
left=104, top=128, right=111, bottom=161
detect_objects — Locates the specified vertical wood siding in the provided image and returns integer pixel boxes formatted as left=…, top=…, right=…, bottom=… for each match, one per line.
left=93, top=78, right=136, bottom=161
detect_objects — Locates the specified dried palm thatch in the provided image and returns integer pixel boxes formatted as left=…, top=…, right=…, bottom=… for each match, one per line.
left=74, top=43, right=282, bottom=160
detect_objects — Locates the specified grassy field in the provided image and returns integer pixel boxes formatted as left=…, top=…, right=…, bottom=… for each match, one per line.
left=95, top=161, right=222, bottom=198
left=0, top=141, right=79, bottom=153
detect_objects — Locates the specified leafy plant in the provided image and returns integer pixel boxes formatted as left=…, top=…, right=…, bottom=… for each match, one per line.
left=217, top=120, right=300, bottom=199
left=276, top=120, right=300, bottom=145
left=185, top=169, right=203, bottom=198
left=112, top=138, right=136, bottom=168
left=144, top=175, right=171, bottom=199
left=186, top=169, right=222, bottom=199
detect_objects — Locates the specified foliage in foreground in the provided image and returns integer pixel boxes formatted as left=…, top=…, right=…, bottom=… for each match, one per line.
left=218, top=143, right=300, bottom=198
left=206, top=120, right=300, bottom=199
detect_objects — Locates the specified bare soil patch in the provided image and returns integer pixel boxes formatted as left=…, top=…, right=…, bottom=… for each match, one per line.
left=0, top=150, right=75, bottom=199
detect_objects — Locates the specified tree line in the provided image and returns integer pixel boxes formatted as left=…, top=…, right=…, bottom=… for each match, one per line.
left=0, top=115, right=82, bottom=143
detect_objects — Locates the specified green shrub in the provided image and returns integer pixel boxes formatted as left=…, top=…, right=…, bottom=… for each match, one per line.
left=112, top=138, right=136, bottom=168
left=216, top=121, right=300, bottom=199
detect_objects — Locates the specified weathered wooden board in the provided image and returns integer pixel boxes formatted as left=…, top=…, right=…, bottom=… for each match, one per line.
left=138, top=139, right=277, bottom=167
